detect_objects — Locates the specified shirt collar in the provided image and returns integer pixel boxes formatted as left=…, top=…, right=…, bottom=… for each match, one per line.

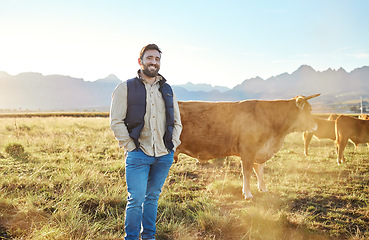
left=137, top=70, right=164, bottom=85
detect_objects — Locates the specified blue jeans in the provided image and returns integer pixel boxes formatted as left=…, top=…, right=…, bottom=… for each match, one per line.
left=124, top=149, right=174, bottom=240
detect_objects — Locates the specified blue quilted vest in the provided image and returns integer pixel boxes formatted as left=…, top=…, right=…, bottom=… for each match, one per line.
left=124, top=76, right=174, bottom=152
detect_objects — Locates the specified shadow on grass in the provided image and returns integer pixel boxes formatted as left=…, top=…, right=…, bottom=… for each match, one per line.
left=289, top=193, right=369, bottom=239
left=0, top=226, right=11, bottom=240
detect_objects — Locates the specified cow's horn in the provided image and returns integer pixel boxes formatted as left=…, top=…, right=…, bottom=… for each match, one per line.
left=305, top=93, right=321, bottom=100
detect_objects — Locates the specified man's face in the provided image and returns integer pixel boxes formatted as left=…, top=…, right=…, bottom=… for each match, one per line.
left=139, top=49, right=161, bottom=78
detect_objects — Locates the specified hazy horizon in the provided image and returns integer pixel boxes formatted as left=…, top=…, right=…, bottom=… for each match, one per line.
left=1, top=64, right=368, bottom=89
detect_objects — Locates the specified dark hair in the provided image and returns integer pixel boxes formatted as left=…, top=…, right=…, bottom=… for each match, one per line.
left=139, top=44, right=162, bottom=59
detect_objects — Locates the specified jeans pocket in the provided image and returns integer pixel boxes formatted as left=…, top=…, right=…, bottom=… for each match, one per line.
left=126, top=149, right=147, bottom=165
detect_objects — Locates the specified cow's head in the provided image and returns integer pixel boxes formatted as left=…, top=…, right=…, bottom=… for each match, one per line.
left=292, top=94, right=320, bottom=132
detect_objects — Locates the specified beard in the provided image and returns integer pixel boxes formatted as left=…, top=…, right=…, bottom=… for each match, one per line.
left=141, top=63, right=160, bottom=78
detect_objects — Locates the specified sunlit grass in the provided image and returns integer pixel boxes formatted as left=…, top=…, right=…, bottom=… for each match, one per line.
left=0, top=117, right=368, bottom=239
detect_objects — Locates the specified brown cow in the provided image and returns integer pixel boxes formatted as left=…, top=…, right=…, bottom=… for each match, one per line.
left=303, top=117, right=335, bottom=156
left=328, top=113, right=339, bottom=121
left=335, top=115, right=369, bottom=164
left=174, top=94, right=320, bottom=199
left=358, top=114, right=369, bottom=120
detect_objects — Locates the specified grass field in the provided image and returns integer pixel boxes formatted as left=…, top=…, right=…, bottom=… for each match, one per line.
left=0, top=117, right=368, bottom=239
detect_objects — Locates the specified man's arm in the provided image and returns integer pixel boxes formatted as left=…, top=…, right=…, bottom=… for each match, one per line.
left=110, top=82, right=136, bottom=151
left=172, top=94, right=182, bottom=151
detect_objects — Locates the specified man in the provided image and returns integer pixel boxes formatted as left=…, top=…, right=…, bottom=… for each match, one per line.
left=110, top=44, right=182, bottom=240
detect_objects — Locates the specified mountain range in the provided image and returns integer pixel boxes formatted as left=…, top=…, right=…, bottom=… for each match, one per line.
left=0, top=65, right=368, bottom=112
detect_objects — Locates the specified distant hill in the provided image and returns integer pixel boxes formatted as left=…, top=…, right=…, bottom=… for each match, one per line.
left=1, top=65, right=369, bottom=112
left=175, top=82, right=230, bottom=93
left=0, top=72, right=118, bottom=111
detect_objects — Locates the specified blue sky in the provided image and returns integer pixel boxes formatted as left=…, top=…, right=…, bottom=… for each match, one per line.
left=1, top=0, right=368, bottom=88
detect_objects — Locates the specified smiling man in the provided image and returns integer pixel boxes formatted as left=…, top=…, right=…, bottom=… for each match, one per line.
left=110, top=44, right=182, bottom=240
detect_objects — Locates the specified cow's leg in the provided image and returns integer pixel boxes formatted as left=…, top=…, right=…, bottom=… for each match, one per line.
left=303, top=131, right=313, bottom=156
left=240, top=158, right=254, bottom=200
left=334, top=139, right=339, bottom=156
left=349, top=139, right=358, bottom=150
left=336, top=138, right=347, bottom=165
left=334, top=139, right=341, bottom=164
left=253, top=163, right=267, bottom=192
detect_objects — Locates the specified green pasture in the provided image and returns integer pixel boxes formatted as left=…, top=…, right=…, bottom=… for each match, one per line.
left=0, top=117, right=368, bottom=239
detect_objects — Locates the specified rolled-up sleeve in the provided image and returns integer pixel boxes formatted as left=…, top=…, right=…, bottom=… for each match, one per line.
left=172, top=94, right=182, bottom=151
left=110, top=82, right=136, bottom=151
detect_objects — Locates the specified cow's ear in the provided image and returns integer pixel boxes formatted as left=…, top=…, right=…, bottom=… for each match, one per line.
left=295, top=96, right=306, bottom=110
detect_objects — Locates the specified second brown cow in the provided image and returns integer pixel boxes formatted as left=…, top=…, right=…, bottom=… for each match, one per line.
left=303, top=117, right=335, bottom=156
left=335, top=115, right=369, bottom=164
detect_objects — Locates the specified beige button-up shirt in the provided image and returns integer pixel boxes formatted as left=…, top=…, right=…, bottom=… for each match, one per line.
left=110, top=75, right=182, bottom=157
